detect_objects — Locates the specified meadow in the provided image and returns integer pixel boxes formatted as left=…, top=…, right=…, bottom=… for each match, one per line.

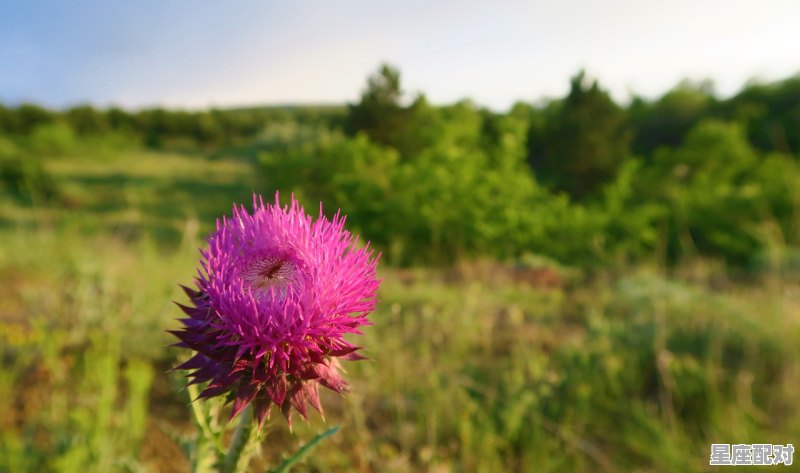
left=0, top=146, right=796, bottom=472
left=1, top=68, right=800, bottom=472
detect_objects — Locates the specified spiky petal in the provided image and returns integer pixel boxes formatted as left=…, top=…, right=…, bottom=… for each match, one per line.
left=172, top=193, right=380, bottom=427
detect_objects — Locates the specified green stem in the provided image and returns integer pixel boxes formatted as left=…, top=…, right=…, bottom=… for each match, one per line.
left=187, top=383, right=216, bottom=444
left=221, top=405, right=260, bottom=473
left=187, top=383, right=220, bottom=473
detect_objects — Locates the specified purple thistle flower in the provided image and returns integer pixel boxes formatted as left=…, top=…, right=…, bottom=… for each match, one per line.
left=171, top=193, right=380, bottom=427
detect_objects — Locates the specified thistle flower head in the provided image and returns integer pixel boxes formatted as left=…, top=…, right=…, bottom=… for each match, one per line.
left=171, top=194, right=380, bottom=427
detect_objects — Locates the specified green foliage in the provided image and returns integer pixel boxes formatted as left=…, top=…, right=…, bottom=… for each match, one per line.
left=720, top=76, right=800, bottom=155
left=0, top=103, right=55, bottom=134
left=532, top=71, right=632, bottom=199
left=590, top=159, right=663, bottom=262
left=1, top=67, right=798, bottom=269
left=258, top=65, right=800, bottom=268
left=629, top=79, right=715, bottom=155
left=260, top=131, right=402, bottom=251
left=0, top=103, right=345, bottom=154
left=0, top=138, right=60, bottom=204
left=344, top=63, right=408, bottom=148
left=25, top=122, right=78, bottom=155
left=261, top=114, right=580, bottom=265
left=66, top=106, right=111, bottom=136
left=638, top=120, right=800, bottom=264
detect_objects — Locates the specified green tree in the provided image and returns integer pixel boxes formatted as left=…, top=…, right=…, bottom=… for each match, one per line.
left=66, top=105, right=110, bottom=135
left=259, top=131, right=402, bottom=255
left=1, top=104, right=55, bottom=135
left=533, top=71, right=632, bottom=199
left=720, top=76, right=800, bottom=156
left=629, top=79, right=714, bottom=155
left=642, top=120, right=782, bottom=264
left=344, top=64, right=408, bottom=149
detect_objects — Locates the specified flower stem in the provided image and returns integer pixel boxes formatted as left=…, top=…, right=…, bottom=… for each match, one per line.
left=187, top=383, right=216, bottom=446
left=187, top=383, right=221, bottom=473
left=221, top=405, right=260, bottom=473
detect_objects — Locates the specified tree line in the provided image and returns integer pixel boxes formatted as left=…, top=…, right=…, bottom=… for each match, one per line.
left=2, top=64, right=799, bottom=268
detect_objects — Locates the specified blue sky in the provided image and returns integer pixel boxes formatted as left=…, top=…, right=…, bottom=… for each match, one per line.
left=1, top=0, right=799, bottom=110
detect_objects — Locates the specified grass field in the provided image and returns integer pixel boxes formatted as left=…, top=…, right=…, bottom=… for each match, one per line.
left=1, top=148, right=798, bottom=472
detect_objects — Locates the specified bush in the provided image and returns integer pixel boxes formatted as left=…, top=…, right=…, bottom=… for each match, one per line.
left=637, top=120, right=800, bottom=264
left=0, top=138, right=60, bottom=204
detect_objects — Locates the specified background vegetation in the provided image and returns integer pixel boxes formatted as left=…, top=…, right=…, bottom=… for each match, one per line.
left=1, top=65, right=799, bottom=472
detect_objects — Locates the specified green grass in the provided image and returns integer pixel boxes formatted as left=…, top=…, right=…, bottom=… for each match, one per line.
left=1, top=149, right=259, bottom=243
left=1, top=147, right=798, bottom=472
